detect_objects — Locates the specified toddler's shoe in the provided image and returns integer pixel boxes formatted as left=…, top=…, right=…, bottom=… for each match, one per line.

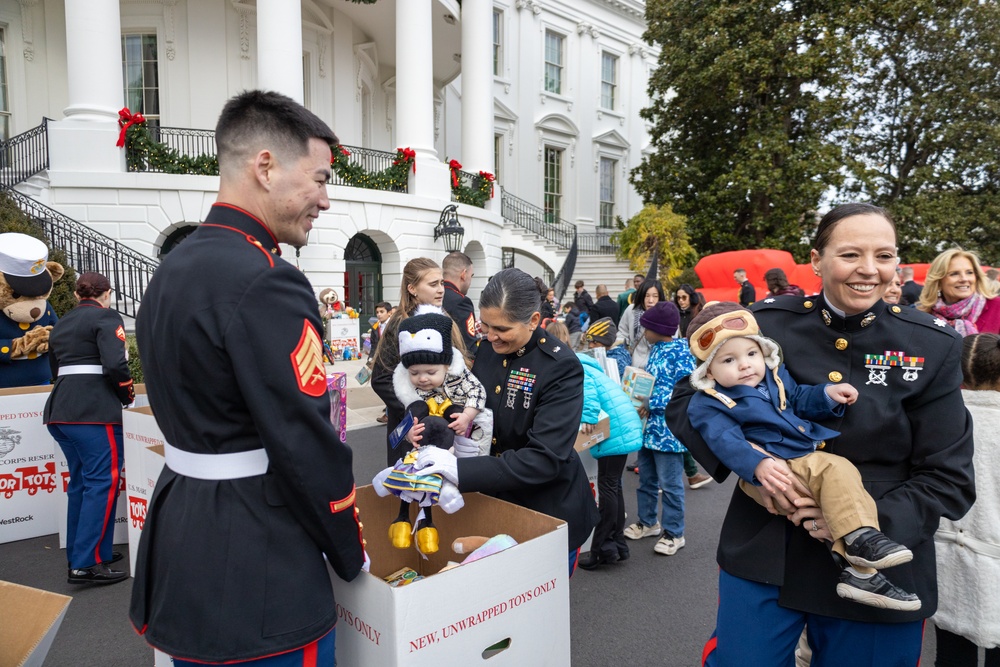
left=844, top=528, right=913, bottom=569
left=624, top=521, right=661, bottom=540
left=836, top=569, right=921, bottom=612
left=653, top=533, right=685, bottom=556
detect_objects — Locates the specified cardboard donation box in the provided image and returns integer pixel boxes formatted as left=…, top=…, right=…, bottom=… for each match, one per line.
left=0, top=580, right=71, bottom=667
left=327, top=373, right=347, bottom=443
left=0, top=386, right=59, bottom=545
left=574, top=415, right=610, bottom=452
left=333, top=486, right=570, bottom=666
left=122, top=406, right=167, bottom=577
left=621, top=366, right=655, bottom=410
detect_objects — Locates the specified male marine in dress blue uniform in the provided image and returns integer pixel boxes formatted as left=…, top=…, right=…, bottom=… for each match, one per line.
left=129, top=91, right=364, bottom=666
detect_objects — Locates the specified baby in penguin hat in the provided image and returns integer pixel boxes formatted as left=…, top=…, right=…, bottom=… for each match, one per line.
left=685, top=301, right=921, bottom=612
left=392, top=305, right=491, bottom=456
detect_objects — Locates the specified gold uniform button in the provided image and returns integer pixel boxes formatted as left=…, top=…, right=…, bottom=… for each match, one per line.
left=492, top=437, right=497, bottom=445
left=817, top=441, right=826, bottom=450
left=891, top=306, right=901, bottom=313
left=540, top=338, right=546, bottom=344
left=835, top=338, right=848, bottom=351
left=495, top=385, right=501, bottom=394
left=803, top=300, right=814, bottom=309
left=503, top=359, right=507, bottom=367
left=798, top=425, right=806, bottom=433
left=828, top=371, right=843, bottom=383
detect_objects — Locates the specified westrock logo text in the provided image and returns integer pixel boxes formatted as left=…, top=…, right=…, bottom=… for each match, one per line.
left=0, top=426, right=22, bottom=458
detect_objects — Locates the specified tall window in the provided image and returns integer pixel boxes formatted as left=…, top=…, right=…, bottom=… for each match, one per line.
left=544, top=31, right=563, bottom=94
left=0, top=28, right=9, bottom=141
left=122, top=34, right=160, bottom=127
left=543, top=146, right=562, bottom=224
left=494, top=134, right=503, bottom=184
left=493, top=9, right=503, bottom=76
left=601, top=52, right=618, bottom=110
left=599, top=157, right=616, bottom=228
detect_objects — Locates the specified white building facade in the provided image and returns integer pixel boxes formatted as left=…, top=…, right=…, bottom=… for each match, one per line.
left=0, top=0, right=653, bottom=315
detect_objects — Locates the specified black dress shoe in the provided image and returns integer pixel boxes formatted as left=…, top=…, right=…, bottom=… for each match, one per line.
left=67, top=563, right=128, bottom=586
left=578, top=551, right=620, bottom=570
left=617, top=548, right=630, bottom=562
left=104, top=551, right=124, bottom=565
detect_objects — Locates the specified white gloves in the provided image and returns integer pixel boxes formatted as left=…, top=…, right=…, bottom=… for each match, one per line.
left=452, top=435, right=479, bottom=458
left=437, top=481, right=465, bottom=514
left=414, top=447, right=459, bottom=485
left=372, top=466, right=393, bottom=496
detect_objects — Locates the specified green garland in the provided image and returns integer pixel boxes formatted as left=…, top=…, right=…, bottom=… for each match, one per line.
left=124, top=123, right=219, bottom=176
left=331, top=146, right=414, bottom=192
left=449, top=162, right=494, bottom=209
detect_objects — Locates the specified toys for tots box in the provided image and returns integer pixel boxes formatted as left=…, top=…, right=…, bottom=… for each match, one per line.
left=0, top=387, right=59, bottom=545
left=333, top=486, right=570, bottom=667
left=122, top=406, right=167, bottom=577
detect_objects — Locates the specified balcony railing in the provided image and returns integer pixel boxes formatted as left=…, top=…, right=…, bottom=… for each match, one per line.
left=147, top=126, right=217, bottom=163
left=3, top=188, right=158, bottom=319
left=330, top=146, right=408, bottom=193
left=499, top=187, right=577, bottom=250
left=0, top=119, right=49, bottom=188
left=577, top=232, right=620, bottom=255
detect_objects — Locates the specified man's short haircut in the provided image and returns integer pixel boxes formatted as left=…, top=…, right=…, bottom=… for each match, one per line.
left=376, top=301, right=392, bottom=311
left=216, top=90, right=338, bottom=173
left=575, top=280, right=585, bottom=288
left=442, top=251, right=473, bottom=278
left=734, top=268, right=746, bottom=274
left=901, top=266, right=914, bottom=278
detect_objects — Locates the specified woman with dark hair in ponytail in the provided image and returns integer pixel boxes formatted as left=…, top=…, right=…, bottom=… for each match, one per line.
left=409, top=268, right=598, bottom=572
left=43, top=272, right=134, bottom=585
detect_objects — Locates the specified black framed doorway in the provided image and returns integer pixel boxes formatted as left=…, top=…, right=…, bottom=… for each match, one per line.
left=344, top=233, right=382, bottom=322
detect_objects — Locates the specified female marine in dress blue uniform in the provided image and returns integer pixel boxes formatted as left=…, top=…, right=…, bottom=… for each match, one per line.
left=43, top=272, right=134, bottom=585
left=413, top=269, right=599, bottom=564
left=668, top=204, right=975, bottom=666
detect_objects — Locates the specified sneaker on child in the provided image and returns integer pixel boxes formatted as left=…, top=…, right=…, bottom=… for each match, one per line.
left=835, top=569, right=921, bottom=612
left=624, top=522, right=661, bottom=540
left=653, top=533, right=686, bottom=556
left=843, top=528, right=913, bottom=570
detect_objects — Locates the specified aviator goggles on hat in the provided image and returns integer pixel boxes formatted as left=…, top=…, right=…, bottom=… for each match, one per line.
left=689, top=306, right=761, bottom=362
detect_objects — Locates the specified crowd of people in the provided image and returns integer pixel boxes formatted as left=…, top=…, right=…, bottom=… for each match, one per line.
left=41, top=90, right=997, bottom=666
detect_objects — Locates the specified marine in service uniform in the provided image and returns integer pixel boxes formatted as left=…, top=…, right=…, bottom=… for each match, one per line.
left=44, top=272, right=134, bottom=585
left=443, top=279, right=478, bottom=350
left=668, top=294, right=975, bottom=662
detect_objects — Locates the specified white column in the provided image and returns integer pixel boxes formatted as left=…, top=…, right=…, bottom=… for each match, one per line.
left=63, top=0, right=123, bottom=120
left=396, top=0, right=450, bottom=199
left=257, top=0, right=303, bottom=103
left=461, top=0, right=494, bottom=176
left=49, top=0, right=125, bottom=172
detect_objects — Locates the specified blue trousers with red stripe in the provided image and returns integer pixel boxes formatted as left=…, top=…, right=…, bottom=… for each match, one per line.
left=48, top=423, right=123, bottom=569
left=703, top=569, right=923, bottom=667
left=172, top=629, right=335, bottom=666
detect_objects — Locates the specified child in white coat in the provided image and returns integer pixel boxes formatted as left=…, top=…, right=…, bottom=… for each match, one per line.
left=934, top=333, right=1000, bottom=666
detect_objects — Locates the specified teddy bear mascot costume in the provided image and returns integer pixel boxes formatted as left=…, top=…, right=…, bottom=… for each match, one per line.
left=0, top=233, right=64, bottom=388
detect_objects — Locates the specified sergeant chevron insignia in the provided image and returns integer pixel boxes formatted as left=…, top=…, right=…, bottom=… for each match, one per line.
left=291, top=320, right=328, bottom=396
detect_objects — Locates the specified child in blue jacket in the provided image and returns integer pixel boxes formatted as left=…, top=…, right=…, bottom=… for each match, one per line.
left=625, top=302, right=696, bottom=556
left=685, top=301, right=919, bottom=611
left=576, top=319, right=643, bottom=569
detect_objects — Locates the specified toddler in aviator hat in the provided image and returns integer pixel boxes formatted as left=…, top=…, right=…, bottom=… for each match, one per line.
left=685, top=301, right=921, bottom=612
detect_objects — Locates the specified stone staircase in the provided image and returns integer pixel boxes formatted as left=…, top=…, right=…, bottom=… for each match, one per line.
left=569, top=253, right=640, bottom=299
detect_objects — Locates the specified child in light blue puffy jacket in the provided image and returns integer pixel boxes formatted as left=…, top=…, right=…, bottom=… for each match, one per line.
left=575, top=318, right=644, bottom=570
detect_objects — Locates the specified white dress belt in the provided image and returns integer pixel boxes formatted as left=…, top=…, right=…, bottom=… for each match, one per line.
left=164, top=443, right=270, bottom=480
left=58, top=364, right=104, bottom=376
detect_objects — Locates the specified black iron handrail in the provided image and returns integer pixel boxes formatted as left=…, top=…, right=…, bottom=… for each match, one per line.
left=3, top=188, right=158, bottom=319
left=0, top=119, right=49, bottom=188
left=577, top=232, right=620, bottom=254
left=499, top=187, right=577, bottom=249
left=550, top=234, right=578, bottom=304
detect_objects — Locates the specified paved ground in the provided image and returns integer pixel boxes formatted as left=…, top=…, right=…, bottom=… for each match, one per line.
left=1, top=377, right=941, bottom=666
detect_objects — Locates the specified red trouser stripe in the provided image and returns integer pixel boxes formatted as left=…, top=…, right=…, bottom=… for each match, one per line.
left=95, top=423, right=120, bottom=564
left=301, top=640, right=317, bottom=667
left=702, top=635, right=717, bottom=666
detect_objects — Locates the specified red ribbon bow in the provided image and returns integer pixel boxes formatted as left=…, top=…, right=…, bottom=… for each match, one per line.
left=398, top=147, right=416, bottom=173
left=449, top=159, right=463, bottom=188
left=479, top=171, right=495, bottom=197
left=116, top=107, right=146, bottom=147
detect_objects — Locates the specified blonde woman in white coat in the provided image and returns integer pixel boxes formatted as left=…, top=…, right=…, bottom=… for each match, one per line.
left=615, top=279, right=665, bottom=370
left=934, top=333, right=1000, bottom=666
